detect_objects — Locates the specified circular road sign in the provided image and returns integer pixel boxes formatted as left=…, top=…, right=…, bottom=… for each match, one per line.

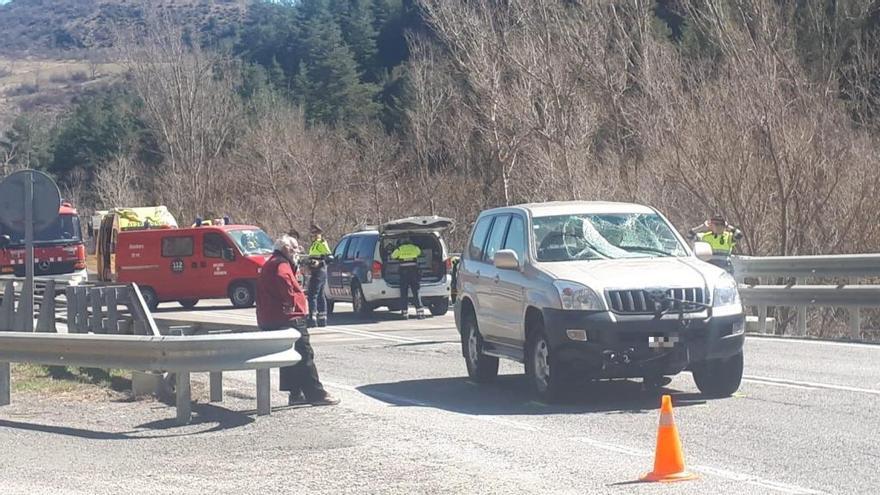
left=0, top=169, right=62, bottom=234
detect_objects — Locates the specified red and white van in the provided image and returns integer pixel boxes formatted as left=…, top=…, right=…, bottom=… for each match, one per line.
left=113, top=225, right=275, bottom=310
left=0, top=201, right=88, bottom=285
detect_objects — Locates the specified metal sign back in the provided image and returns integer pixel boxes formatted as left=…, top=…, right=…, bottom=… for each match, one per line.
left=0, top=169, right=61, bottom=234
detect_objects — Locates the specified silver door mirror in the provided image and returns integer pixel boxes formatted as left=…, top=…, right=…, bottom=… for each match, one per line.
left=494, top=249, right=520, bottom=270
left=693, top=241, right=713, bottom=261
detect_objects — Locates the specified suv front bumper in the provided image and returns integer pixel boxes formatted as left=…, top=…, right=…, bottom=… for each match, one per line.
left=542, top=309, right=744, bottom=379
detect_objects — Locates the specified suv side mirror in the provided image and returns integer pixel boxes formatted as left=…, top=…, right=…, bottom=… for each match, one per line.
left=222, top=247, right=236, bottom=261
left=693, top=241, right=713, bottom=261
left=494, top=249, right=520, bottom=270
left=0, top=235, right=9, bottom=249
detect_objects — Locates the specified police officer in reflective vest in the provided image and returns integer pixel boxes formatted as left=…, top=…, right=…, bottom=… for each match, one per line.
left=688, top=214, right=743, bottom=271
left=307, top=224, right=332, bottom=327
left=391, top=239, right=424, bottom=320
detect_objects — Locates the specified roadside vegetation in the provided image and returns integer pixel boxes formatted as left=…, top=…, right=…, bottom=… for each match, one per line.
left=11, top=364, right=130, bottom=398
left=1, top=0, right=879, bottom=336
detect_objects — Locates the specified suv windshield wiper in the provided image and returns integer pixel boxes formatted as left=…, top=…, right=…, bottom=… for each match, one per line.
left=618, top=245, right=674, bottom=257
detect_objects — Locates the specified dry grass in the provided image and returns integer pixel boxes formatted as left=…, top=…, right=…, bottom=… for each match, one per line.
left=11, top=363, right=131, bottom=401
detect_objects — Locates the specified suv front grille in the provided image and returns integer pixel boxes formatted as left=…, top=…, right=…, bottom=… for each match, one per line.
left=607, top=288, right=707, bottom=314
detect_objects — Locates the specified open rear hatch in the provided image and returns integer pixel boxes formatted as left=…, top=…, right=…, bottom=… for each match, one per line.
left=379, top=216, right=454, bottom=235
left=379, top=217, right=453, bottom=287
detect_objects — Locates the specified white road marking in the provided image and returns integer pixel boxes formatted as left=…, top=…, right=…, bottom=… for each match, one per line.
left=741, top=378, right=818, bottom=391
left=321, top=379, right=823, bottom=495
left=748, top=336, right=880, bottom=350
left=743, top=375, right=880, bottom=396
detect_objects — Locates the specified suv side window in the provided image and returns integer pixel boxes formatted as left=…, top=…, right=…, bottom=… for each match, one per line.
left=334, top=238, right=350, bottom=259
left=504, top=215, right=526, bottom=262
left=468, top=216, right=494, bottom=260
left=483, top=215, right=511, bottom=262
left=345, top=237, right=361, bottom=260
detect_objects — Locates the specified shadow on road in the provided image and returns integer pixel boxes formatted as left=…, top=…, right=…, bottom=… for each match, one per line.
left=358, top=375, right=708, bottom=416
left=0, top=403, right=255, bottom=440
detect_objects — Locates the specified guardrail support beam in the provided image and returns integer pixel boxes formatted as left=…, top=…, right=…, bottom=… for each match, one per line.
left=0, top=362, right=9, bottom=406
left=757, top=305, right=768, bottom=334
left=256, top=369, right=270, bottom=416
left=176, top=372, right=191, bottom=425
left=209, top=372, right=222, bottom=403
left=849, top=308, right=861, bottom=340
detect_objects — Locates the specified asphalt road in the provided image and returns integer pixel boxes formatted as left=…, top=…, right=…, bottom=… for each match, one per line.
left=2, top=300, right=879, bottom=494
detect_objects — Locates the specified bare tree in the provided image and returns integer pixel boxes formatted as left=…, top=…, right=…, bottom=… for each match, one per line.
left=93, top=153, right=145, bottom=208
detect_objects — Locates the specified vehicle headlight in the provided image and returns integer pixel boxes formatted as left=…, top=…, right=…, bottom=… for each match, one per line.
left=712, top=273, right=741, bottom=308
left=553, top=281, right=604, bottom=311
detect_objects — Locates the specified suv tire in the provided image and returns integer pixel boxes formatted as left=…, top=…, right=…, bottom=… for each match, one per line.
left=429, top=299, right=450, bottom=316
left=229, top=282, right=255, bottom=308
left=525, top=323, right=566, bottom=402
left=462, top=313, right=499, bottom=382
left=352, top=284, right=372, bottom=317
left=692, top=351, right=743, bottom=398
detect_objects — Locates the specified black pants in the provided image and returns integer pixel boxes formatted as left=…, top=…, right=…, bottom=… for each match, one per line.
left=261, top=323, right=327, bottom=400
left=399, top=264, right=422, bottom=310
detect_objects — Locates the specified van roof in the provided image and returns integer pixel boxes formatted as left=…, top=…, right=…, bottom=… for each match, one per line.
left=118, top=224, right=261, bottom=236
left=485, top=201, right=656, bottom=218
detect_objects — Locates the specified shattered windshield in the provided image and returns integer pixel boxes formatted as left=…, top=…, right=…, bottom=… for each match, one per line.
left=532, top=213, right=688, bottom=262
left=228, top=229, right=274, bottom=255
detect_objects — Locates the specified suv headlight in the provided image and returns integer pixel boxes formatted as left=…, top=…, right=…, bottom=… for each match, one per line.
left=712, top=273, right=741, bottom=309
left=553, top=281, right=604, bottom=311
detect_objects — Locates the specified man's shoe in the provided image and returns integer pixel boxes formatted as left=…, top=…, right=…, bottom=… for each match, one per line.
left=416, top=309, right=425, bottom=320
left=400, top=310, right=409, bottom=320
left=309, top=395, right=341, bottom=406
left=288, top=393, right=308, bottom=406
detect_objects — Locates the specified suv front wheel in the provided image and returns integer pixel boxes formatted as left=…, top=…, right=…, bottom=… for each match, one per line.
left=525, top=323, right=567, bottom=402
left=462, top=313, right=499, bottom=382
left=692, top=351, right=743, bottom=398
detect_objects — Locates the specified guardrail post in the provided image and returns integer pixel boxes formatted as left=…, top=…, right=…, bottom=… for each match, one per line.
left=176, top=371, right=191, bottom=425
left=0, top=280, right=15, bottom=331
left=849, top=308, right=861, bottom=340
left=256, top=368, right=270, bottom=416
left=795, top=277, right=807, bottom=336
left=209, top=372, right=223, bottom=402
left=105, top=289, right=118, bottom=334
left=35, top=280, right=56, bottom=333
left=89, top=288, right=105, bottom=334
left=757, top=305, right=768, bottom=334
left=0, top=362, right=9, bottom=406
left=12, top=278, right=33, bottom=332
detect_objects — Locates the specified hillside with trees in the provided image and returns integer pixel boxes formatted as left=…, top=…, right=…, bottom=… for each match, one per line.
left=2, top=1, right=880, bottom=269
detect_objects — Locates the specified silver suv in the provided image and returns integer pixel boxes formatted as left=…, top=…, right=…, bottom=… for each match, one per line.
left=454, top=201, right=745, bottom=401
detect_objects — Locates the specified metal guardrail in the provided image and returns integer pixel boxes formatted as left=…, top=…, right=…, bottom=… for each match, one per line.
left=734, top=255, right=880, bottom=339
left=0, top=278, right=301, bottom=424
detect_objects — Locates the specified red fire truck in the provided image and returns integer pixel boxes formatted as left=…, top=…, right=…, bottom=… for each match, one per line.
left=0, top=201, right=88, bottom=285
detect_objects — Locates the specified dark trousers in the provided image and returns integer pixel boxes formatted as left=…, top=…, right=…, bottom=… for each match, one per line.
left=399, top=265, right=422, bottom=310
left=307, top=267, right=327, bottom=318
left=262, top=323, right=327, bottom=400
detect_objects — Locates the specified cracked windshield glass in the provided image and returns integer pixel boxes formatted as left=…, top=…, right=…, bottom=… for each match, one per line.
left=533, top=213, right=687, bottom=262
left=227, top=229, right=274, bottom=255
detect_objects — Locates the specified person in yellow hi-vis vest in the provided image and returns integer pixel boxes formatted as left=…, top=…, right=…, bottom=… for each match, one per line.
left=307, top=224, right=332, bottom=327
left=391, top=239, right=425, bottom=320
left=688, top=214, right=743, bottom=272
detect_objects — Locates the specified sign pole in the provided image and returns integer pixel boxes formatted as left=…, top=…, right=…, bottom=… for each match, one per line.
left=22, top=171, right=34, bottom=332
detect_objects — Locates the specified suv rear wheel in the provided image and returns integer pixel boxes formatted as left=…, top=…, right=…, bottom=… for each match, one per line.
left=692, top=351, right=743, bottom=398
left=525, top=323, right=566, bottom=402
left=178, top=299, right=199, bottom=309
left=462, top=313, right=499, bottom=382
left=352, top=284, right=372, bottom=317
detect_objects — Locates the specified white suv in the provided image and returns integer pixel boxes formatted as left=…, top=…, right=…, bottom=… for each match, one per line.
left=454, top=201, right=745, bottom=401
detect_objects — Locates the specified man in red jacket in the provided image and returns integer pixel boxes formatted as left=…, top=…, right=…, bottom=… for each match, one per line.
left=257, top=234, right=339, bottom=406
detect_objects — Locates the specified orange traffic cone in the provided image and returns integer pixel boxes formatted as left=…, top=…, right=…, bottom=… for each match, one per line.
left=640, top=394, right=698, bottom=483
